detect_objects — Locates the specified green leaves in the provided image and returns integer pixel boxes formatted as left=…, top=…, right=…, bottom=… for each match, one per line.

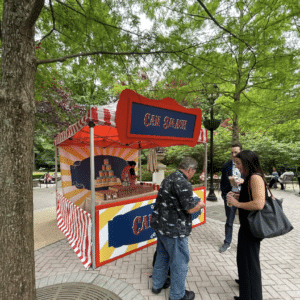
left=136, top=0, right=300, bottom=143
left=32, top=0, right=300, bottom=148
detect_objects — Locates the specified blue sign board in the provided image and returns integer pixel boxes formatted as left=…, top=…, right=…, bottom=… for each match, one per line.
left=71, top=155, right=127, bottom=191
left=108, top=204, right=155, bottom=248
left=108, top=201, right=202, bottom=248
left=130, top=103, right=196, bottom=139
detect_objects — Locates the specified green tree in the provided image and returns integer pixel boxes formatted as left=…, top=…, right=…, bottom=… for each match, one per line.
left=0, top=1, right=195, bottom=298
left=163, top=127, right=300, bottom=175
left=140, top=0, right=300, bottom=142
left=212, top=127, right=300, bottom=173
left=163, top=144, right=206, bottom=169
left=34, top=135, right=56, bottom=170
left=237, top=81, right=300, bottom=143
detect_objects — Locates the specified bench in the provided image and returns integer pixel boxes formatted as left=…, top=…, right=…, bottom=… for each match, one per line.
left=53, top=176, right=61, bottom=182
left=33, top=175, right=60, bottom=188
left=33, top=179, right=40, bottom=187
left=279, top=174, right=295, bottom=190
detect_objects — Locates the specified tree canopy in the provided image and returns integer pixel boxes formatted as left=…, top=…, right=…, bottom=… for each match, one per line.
left=162, top=127, right=300, bottom=174
left=113, top=0, right=300, bottom=142
left=31, top=0, right=300, bottom=143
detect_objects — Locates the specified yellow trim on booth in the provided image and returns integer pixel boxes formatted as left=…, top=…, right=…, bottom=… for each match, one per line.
left=61, top=169, right=72, bottom=176
left=62, top=181, right=72, bottom=188
left=74, top=191, right=91, bottom=206
left=64, top=188, right=86, bottom=199
left=60, top=156, right=75, bottom=166
left=63, top=146, right=86, bottom=161
left=99, top=206, right=125, bottom=231
left=100, top=241, right=115, bottom=263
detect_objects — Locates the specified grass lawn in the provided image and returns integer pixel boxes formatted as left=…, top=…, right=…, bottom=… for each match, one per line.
left=33, top=171, right=61, bottom=179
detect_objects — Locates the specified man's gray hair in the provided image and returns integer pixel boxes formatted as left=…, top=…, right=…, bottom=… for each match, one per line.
left=178, top=157, right=198, bottom=170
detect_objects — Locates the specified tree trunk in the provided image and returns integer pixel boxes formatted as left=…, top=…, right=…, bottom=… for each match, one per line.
left=230, top=8, right=246, bottom=145
left=0, top=1, right=43, bottom=299
left=232, top=114, right=239, bottom=144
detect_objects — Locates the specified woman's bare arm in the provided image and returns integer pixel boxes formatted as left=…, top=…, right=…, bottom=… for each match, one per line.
left=227, top=175, right=265, bottom=210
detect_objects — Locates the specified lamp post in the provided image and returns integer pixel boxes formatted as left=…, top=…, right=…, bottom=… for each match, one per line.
left=203, top=85, right=221, bottom=201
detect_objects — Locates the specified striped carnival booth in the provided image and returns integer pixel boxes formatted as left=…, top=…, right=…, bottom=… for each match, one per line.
left=54, top=89, right=208, bottom=269
left=57, top=193, right=92, bottom=268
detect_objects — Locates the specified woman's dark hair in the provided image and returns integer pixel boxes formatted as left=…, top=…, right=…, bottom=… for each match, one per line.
left=128, top=161, right=136, bottom=167
left=235, top=150, right=264, bottom=179
left=128, top=161, right=136, bottom=176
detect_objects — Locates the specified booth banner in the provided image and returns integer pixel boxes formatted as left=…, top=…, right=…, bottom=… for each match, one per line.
left=56, top=193, right=92, bottom=269
left=58, top=146, right=138, bottom=206
left=191, top=189, right=206, bottom=226
left=95, top=187, right=205, bottom=267
left=116, top=89, right=203, bottom=148
left=96, top=197, right=157, bottom=266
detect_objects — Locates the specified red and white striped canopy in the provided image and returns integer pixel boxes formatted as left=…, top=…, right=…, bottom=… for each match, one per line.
left=54, top=101, right=208, bottom=149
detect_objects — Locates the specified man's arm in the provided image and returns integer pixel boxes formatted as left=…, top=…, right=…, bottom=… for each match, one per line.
left=220, top=161, right=232, bottom=197
left=173, top=176, right=203, bottom=214
left=187, top=200, right=205, bottom=214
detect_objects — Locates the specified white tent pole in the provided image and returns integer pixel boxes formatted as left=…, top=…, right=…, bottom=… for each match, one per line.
left=204, top=142, right=208, bottom=195
left=55, top=146, right=58, bottom=206
left=89, top=121, right=96, bottom=269
left=139, top=149, right=142, bottom=182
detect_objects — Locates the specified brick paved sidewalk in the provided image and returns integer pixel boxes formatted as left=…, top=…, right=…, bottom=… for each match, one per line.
left=35, top=189, right=300, bottom=300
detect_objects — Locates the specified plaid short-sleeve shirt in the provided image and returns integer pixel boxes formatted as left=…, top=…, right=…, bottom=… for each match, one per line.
left=150, top=170, right=197, bottom=238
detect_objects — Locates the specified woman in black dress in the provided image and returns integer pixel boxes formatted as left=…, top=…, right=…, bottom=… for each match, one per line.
left=227, top=150, right=266, bottom=300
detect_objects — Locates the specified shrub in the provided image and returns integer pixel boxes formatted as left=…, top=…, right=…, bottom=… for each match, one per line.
left=165, top=168, right=176, bottom=177
left=140, top=165, right=153, bottom=181
left=140, top=165, right=204, bottom=185
left=140, top=165, right=176, bottom=182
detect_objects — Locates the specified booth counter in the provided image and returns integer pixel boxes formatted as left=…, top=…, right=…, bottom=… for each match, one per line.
left=57, top=186, right=205, bottom=268
left=94, top=186, right=205, bottom=267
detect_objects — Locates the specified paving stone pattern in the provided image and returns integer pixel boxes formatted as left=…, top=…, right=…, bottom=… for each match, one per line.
left=35, top=188, right=300, bottom=300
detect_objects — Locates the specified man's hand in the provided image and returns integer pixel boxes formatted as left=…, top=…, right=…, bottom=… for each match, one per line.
left=187, top=200, right=205, bottom=214
left=236, top=178, right=244, bottom=185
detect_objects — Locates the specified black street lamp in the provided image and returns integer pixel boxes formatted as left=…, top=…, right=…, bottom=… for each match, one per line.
left=203, top=85, right=221, bottom=201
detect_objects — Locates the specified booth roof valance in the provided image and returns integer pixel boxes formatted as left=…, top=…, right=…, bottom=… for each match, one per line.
left=54, top=95, right=208, bottom=149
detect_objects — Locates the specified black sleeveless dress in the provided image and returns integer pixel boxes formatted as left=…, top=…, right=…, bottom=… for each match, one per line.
left=236, top=175, right=266, bottom=300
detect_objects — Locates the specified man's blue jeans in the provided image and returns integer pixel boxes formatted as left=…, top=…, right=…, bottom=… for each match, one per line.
left=223, top=196, right=237, bottom=245
left=152, top=231, right=189, bottom=300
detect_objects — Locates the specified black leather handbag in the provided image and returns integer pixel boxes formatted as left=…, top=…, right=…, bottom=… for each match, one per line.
left=247, top=186, right=293, bottom=239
